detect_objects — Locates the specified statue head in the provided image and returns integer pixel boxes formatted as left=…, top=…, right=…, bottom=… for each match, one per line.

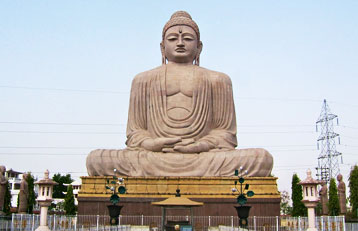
left=44, top=169, right=50, bottom=180
left=337, top=174, right=343, bottom=182
left=161, top=11, right=203, bottom=65
left=0, top=166, right=5, bottom=174
left=22, top=173, right=28, bottom=180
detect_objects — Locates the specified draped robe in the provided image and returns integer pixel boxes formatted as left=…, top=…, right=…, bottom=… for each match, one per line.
left=86, top=65, right=273, bottom=177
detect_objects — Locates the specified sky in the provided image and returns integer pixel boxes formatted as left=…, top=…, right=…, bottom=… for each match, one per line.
left=1, top=1, right=357, bottom=196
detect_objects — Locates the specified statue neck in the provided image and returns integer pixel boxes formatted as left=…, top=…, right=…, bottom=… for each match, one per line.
left=166, top=61, right=195, bottom=67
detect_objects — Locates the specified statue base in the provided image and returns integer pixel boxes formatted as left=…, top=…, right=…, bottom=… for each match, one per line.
left=78, top=176, right=280, bottom=216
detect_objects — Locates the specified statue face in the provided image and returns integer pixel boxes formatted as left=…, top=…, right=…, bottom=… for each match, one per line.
left=163, top=25, right=199, bottom=64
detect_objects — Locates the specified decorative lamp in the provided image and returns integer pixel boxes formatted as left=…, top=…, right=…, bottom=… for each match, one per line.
left=299, top=169, right=320, bottom=231
left=105, top=169, right=126, bottom=226
left=35, top=170, right=58, bottom=231
left=232, top=167, right=254, bottom=228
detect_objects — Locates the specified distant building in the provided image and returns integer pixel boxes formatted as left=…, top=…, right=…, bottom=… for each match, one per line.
left=5, top=169, right=23, bottom=207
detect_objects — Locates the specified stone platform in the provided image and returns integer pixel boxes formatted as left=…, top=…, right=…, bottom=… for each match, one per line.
left=78, top=176, right=280, bottom=216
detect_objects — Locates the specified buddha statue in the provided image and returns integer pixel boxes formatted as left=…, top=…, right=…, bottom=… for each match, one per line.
left=18, top=173, right=28, bottom=214
left=0, top=166, right=7, bottom=215
left=86, top=11, right=273, bottom=177
left=337, top=174, right=347, bottom=214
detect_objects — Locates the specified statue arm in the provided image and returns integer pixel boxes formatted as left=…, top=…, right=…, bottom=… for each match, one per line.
left=126, top=74, right=152, bottom=148
left=198, top=73, right=237, bottom=150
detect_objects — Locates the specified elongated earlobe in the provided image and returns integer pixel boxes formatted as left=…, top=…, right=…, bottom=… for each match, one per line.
left=195, top=41, right=203, bottom=66
left=160, top=42, right=166, bottom=65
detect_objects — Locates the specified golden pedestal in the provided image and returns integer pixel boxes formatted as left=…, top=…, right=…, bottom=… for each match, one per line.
left=78, top=176, right=280, bottom=216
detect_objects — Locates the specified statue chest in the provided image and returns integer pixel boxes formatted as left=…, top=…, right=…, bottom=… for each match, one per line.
left=165, top=73, right=197, bottom=120
left=165, top=73, right=195, bottom=97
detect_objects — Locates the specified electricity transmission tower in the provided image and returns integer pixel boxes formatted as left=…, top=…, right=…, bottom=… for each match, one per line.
left=315, top=99, right=342, bottom=183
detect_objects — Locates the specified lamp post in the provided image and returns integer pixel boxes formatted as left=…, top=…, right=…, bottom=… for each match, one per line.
left=35, top=170, right=58, bottom=231
left=299, top=169, right=320, bottom=231
left=105, top=169, right=126, bottom=226
left=232, top=167, right=254, bottom=228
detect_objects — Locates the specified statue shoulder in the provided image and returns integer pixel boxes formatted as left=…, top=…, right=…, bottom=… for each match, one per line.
left=132, top=66, right=163, bottom=84
left=196, top=66, right=232, bottom=85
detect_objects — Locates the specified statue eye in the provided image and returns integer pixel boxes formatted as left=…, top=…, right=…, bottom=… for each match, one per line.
left=183, top=37, right=194, bottom=41
left=167, top=36, right=178, bottom=41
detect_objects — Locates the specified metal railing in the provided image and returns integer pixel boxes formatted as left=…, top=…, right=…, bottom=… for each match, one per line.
left=0, top=214, right=348, bottom=231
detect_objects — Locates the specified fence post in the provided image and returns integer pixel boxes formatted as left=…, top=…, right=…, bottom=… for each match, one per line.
left=231, top=216, right=233, bottom=231
left=298, top=216, right=301, bottom=231
left=208, top=216, right=211, bottom=227
left=276, top=216, right=279, bottom=231
left=32, top=214, right=35, bottom=231
left=53, top=214, right=56, bottom=231
left=96, top=214, right=99, bottom=231
left=141, top=214, right=144, bottom=226
left=74, top=215, right=77, bottom=231
left=11, top=213, right=14, bottom=231
left=20, top=214, right=23, bottom=231
left=254, top=216, right=256, bottom=231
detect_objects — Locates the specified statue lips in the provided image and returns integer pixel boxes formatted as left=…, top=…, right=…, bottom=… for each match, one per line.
left=175, top=48, right=186, bottom=52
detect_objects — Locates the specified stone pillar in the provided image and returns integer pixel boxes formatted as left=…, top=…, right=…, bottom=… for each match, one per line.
left=36, top=201, right=51, bottom=231
left=306, top=202, right=318, bottom=231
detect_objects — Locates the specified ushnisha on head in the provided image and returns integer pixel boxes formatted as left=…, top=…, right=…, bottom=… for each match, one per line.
left=161, top=11, right=203, bottom=65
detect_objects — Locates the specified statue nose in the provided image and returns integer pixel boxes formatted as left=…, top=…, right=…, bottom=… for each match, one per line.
left=177, top=38, right=184, bottom=47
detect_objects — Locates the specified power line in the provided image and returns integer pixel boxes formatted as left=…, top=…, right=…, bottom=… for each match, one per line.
left=0, top=121, right=124, bottom=126
left=2, top=144, right=357, bottom=150
left=0, top=130, right=316, bottom=134
left=0, top=149, right=317, bottom=156
left=0, top=130, right=124, bottom=134
left=0, top=146, right=106, bottom=149
left=1, top=120, right=357, bottom=130
left=0, top=85, right=129, bottom=94
left=237, top=96, right=321, bottom=103
left=0, top=153, right=86, bottom=156
left=0, top=121, right=313, bottom=127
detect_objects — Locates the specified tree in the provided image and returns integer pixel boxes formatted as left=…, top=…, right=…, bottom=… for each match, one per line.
left=3, top=181, right=11, bottom=215
left=26, top=173, right=36, bottom=213
left=280, top=190, right=292, bottom=215
left=64, top=185, right=76, bottom=215
left=291, top=173, right=307, bottom=216
left=328, top=178, right=340, bottom=216
left=52, top=174, right=73, bottom=198
left=349, top=165, right=358, bottom=218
